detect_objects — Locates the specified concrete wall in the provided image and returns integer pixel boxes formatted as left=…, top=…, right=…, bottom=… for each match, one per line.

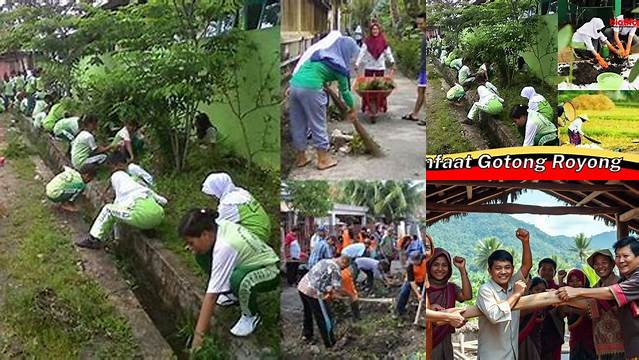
left=14, top=112, right=276, bottom=359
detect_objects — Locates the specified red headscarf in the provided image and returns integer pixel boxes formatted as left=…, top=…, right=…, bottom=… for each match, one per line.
left=364, top=23, right=388, bottom=60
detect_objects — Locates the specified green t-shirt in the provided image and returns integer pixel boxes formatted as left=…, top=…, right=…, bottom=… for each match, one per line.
left=4, top=81, right=13, bottom=96
left=14, top=77, right=25, bottom=92
left=71, top=130, right=98, bottom=169
left=205, top=220, right=278, bottom=293
left=42, top=103, right=66, bottom=132
left=45, top=166, right=86, bottom=202
left=53, top=117, right=80, bottom=140
left=290, top=61, right=354, bottom=108
left=528, top=111, right=558, bottom=146
left=237, top=199, right=271, bottom=242
left=32, top=100, right=47, bottom=115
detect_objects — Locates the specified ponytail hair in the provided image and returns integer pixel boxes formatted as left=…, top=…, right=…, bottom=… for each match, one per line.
left=178, top=208, right=219, bottom=238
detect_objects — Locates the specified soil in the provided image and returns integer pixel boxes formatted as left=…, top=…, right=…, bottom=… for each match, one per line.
left=281, top=269, right=425, bottom=360
left=561, top=57, right=630, bottom=85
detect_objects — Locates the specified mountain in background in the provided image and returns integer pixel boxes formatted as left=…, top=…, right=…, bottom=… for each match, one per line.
left=589, top=231, right=616, bottom=250
left=427, top=213, right=586, bottom=272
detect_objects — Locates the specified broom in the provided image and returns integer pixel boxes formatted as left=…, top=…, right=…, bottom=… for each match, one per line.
left=324, top=85, right=383, bottom=157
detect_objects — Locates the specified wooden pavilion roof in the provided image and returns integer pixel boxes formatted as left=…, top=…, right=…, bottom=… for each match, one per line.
left=426, top=181, right=639, bottom=235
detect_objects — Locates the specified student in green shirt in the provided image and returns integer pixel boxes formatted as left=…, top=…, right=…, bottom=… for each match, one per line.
left=289, top=31, right=359, bottom=171
left=70, top=114, right=114, bottom=169
left=178, top=208, right=279, bottom=347
left=42, top=99, right=67, bottom=132
left=46, top=163, right=98, bottom=212
left=53, top=116, right=80, bottom=142
left=511, top=104, right=559, bottom=146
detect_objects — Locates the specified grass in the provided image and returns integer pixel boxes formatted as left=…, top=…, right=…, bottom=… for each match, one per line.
left=132, top=140, right=282, bottom=354
left=558, top=106, right=639, bottom=152
left=0, top=138, right=139, bottom=358
left=425, top=65, right=475, bottom=154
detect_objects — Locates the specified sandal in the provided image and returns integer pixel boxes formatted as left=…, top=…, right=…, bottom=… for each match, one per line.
left=402, top=114, right=419, bottom=121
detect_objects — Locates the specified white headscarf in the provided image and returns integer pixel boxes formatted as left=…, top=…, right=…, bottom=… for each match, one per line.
left=576, top=18, right=606, bottom=40
left=293, top=31, right=342, bottom=75
left=520, top=86, right=537, bottom=100
left=201, top=172, right=252, bottom=205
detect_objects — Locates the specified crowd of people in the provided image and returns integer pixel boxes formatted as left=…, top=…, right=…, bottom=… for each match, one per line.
left=2, top=68, right=277, bottom=350
left=284, top=223, right=639, bottom=360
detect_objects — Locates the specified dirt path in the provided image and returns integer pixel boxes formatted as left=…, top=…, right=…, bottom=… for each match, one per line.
left=0, top=113, right=172, bottom=358
left=287, top=72, right=425, bottom=180
left=425, top=64, right=488, bottom=154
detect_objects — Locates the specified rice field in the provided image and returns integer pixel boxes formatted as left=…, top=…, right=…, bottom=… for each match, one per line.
left=559, top=106, right=639, bottom=153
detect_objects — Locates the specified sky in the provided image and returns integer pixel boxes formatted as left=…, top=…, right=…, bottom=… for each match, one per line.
left=510, top=190, right=615, bottom=237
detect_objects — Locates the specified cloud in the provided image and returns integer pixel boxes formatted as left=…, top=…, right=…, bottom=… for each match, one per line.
left=510, top=190, right=614, bottom=237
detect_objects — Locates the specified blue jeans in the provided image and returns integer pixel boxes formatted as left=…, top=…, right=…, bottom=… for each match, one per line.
left=288, top=86, right=329, bottom=151
left=395, top=281, right=423, bottom=315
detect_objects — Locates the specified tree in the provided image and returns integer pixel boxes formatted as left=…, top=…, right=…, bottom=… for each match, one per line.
left=286, top=181, right=332, bottom=218
left=349, top=0, right=376, bottom=30
left=571, top=233, right=592, bottom=263
left=474, top=236, right=503, bottom=270
left=338, top=181, right=423, bottom=223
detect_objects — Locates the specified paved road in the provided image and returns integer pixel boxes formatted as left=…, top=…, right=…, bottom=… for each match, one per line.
left=287, top=73, right=425, bottom=180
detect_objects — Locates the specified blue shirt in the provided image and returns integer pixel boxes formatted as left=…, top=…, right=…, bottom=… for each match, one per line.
left=406, top=239, right=424, bottom=258
left=308, top=238, right=332, bottom=269
left=342, top=243, right=366, bottom=258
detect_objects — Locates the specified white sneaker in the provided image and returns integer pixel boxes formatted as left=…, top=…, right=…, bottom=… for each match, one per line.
left=216, top=293, right=238, bottom=306
left=230, top=314, right=261, bottom=337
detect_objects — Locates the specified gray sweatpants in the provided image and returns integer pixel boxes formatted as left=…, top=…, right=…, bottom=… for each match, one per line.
left=288, top=86, right=329, bottom=151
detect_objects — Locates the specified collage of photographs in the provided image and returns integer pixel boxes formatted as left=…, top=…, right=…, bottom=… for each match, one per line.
left=1, top=0, right=639, bottom=360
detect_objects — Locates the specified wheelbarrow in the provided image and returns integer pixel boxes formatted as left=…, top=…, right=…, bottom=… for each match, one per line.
left=354, top=76, right=395, bottom=124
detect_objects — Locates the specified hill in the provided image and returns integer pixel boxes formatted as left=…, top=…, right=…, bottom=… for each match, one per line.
left=427, top=213, right=582, bottom=272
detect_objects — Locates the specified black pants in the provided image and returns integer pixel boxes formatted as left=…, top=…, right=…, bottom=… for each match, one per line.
left=286, top=261, right=299, bottom=285
left=362, top=269, right=375, bottom=291
left=299, top=291, right=336, bottom=348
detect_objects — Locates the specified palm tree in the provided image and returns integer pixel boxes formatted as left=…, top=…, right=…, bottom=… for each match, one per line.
left=474, top=237, right=503, bottom=270
left=338, top=181, right=423, bottom=223
left=571, top=233, right=592, bottom=263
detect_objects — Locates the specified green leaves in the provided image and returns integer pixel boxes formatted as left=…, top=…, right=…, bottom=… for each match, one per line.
left=557, top=24, right=573, bottom=52
left=286, top=181, right=332, bottom=218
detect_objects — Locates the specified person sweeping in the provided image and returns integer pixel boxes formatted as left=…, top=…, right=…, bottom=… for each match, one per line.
left=178, top=209, right=279, bottom=346
left=288, top=31, right=359, bottom=170
left=572, top=17, right=622, bottom=68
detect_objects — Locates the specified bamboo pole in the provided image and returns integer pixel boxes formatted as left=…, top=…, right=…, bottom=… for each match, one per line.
left=452, top=290, right=590, bottom=319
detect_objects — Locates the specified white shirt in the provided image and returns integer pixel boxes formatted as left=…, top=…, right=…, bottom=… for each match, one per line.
left=523, top=116, right=539, bottom=146
left=527, top=94, right=546, bottom=112
left=115, top=127, right=131, bottom=143
left=614, top=15, right=637, bottom=36
left=477, top=270, right=525, bottom=360
left=355, top=44, right=395, bottom=71
left=310, top=233, right=321, bottom=252
left=127, top=163, right=154, bottom=187
left=206, top=240, right=238, bottom=294
left=290, top=239, right=301, bottom=260
left=355, top=257, right=382, bottom=278
left=110, top=171, right=149, bottom=205
left=572, top=30, right=607, bottom=51
left=569, top=118, right=584, bottom=135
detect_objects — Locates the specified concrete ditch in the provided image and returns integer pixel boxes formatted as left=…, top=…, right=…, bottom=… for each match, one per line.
left=12, top=112, right=276, bottom=359
left=433, top=60, right=520, bottom=149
